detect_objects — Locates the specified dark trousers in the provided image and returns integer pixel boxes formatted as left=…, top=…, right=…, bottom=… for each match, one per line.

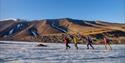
left=66, top=43, right=70, bottom=49
left=87, top=43, right=94, bottom=49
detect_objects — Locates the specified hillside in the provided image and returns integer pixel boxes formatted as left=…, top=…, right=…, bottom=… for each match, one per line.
left=0, top=18, right=125, bottom=44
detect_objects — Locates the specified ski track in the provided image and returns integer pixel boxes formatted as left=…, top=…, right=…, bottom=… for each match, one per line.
left=0, top=41, right=125, bottom=63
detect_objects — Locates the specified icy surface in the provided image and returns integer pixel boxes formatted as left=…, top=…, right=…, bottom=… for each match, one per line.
left=0, top=41, right=125, bottom=63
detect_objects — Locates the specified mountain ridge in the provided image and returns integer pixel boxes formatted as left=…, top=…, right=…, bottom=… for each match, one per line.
left=0, top=18, right=125, bottom=43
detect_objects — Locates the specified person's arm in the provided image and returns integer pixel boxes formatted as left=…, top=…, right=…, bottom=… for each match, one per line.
left=104, top=38, right=107, bottom=44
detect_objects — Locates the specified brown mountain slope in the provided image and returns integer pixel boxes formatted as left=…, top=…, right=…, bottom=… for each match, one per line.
left=0, top=18, right=125, bottom=43
left=0, top=20, right=18, bottom=32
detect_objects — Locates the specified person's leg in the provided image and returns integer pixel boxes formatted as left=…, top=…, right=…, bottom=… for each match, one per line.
left=75, top=43, right=78, bottom=49
left=108, top=43, right=112, bottom=50
left=67, top=43, right=71, bottom=49
left=105, top=43, right=107, bottom=50
left=66, top=43, right=68, bottom=49
left=90, top=43, right=94, bottom=49
left=87, top=43, right=89, bottom=49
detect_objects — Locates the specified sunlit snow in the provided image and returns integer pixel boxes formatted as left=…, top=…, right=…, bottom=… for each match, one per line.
left=0, top=41, right=125, bottom=63
left=9, top=29, right=14, bottom=35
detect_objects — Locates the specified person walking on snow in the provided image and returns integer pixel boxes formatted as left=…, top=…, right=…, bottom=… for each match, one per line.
left=86, top=35, right=94, bottom=50
left=63, top=34, right=71, bottom=50
left=103, top=35, right=112, bottom=50
left=73, top=35, right=79, bottom=50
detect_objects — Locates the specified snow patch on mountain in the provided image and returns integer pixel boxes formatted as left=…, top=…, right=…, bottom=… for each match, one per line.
left=0, top=18, right=18, bottom=21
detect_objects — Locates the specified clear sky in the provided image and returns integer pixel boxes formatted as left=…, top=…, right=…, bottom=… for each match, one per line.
left=0, top=0, right=125, bottom=23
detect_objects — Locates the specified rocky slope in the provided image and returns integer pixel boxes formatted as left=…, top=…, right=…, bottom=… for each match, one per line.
left=0, top=18, right=125, bottom=44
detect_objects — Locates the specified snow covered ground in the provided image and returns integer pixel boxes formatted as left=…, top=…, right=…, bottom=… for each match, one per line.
left=0, top=41, right=125, bottom=63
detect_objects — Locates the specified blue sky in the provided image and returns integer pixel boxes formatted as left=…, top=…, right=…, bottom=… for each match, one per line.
left=0, top=0, right=125, bottom=23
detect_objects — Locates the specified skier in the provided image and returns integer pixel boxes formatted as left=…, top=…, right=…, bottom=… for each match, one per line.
left=86, top=35, right=94, bottom=49
left=73, top=35, right=79, bottom=49
left=63, top=34, right=71, bottom=50
left=103, top=35, right=112, bottom=50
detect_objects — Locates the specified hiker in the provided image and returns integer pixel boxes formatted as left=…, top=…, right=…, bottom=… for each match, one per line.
left=73, top=34, right=79, bottom=49
left=63, top=34, right=71, bottom=49
left=86, top=35, right=94, bottom=49
left=103, top=35, right=112, bottom=50
left=77, top=33, right=83, bottom=40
